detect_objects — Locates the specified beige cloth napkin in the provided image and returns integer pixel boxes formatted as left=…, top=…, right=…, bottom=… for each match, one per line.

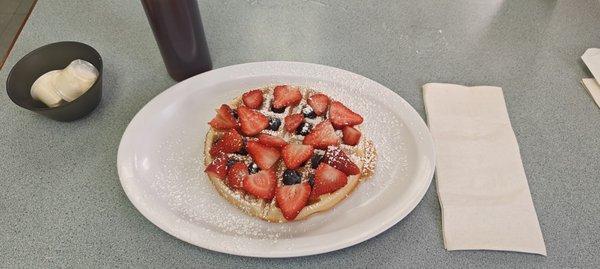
left=423, top=83, right=547, bottom=255
left=581, top=48, right=600, bottom=108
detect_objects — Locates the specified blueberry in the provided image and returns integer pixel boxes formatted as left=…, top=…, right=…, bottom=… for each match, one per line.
left=302, top=106, right=317, bottom=119
left=267, top=117, right=281, bottom=131
left=226, top=159, right=236, bottom=168
left=271, top=104, right=285, bottom=114
left=311, top=153, right=323, bottom=169
left=307, top=174, right=315, bottom=188
left=282, top=169, right=302, bottom=185
left=231, top=109, right=238, bottom=119
left=248, top=162, right=259, bottom=174
left=237, top=138, right=248, bottom=155
left=296, top=122, right=312, bottom=136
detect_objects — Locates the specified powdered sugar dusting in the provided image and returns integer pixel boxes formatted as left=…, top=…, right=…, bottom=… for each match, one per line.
left=146, top=82, right=411, bottom=242
left=151, top=131, right=296, bottom=240
left=145, top=84, right=400, bottom=240
left=119, top=62, right=434, bottom=256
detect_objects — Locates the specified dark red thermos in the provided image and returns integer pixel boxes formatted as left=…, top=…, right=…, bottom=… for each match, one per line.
left=141, top=0, right=212, bottom=81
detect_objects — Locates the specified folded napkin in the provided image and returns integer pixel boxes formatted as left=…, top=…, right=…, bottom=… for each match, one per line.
left=581, top=79, right=600, bottom=108
left=423, top=83, right=546, bottom=255
left=581, top=48, right=600, bottom=108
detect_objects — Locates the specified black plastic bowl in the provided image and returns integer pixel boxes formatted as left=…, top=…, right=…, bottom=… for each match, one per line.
left=6, top=41, right=103, bottom=121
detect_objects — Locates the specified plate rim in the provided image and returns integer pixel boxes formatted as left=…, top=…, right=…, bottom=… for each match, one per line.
left=117, top=61, right=435, bottom=258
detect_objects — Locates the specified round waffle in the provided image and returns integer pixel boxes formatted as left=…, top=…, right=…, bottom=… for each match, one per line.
left=204, top=85, right=376, bottom=222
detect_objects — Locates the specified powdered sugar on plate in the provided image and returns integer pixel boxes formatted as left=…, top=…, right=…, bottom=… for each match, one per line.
left=117, top=61, right=434, bottom=257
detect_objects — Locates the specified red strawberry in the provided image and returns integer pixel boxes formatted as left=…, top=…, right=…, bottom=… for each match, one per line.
left=243, top=169, right=276, bottom=200
left=226, top=162, right=248, bottom=189
left=282, top=143, right=314, bottom=169
left=275, top=182, right=311, bottom=221
left=210, top=130, right=243, bottom=157
left=302, top=120, right=341, bottom=149
left=208, top=143, right=224, bottom=157
left=204, top=153, right=229, bottom=180
left=307, top=93, right=330, bottom=116
left=237, top=106, right=269, bottom=136
left=272, top=85, right=302, bottom=109
left=209, top=104, right=238, bottom=130
left=247, top=141, right=281, bottom=170
left=342, top=126, right=361, bottom=146
left=284, top=114, right=304, bottom=133
left=322, top=146, right=360, bottom=175
left=311, top=163, right=348, bottom=198
left=329, top=101, right=364, bottom=129
left=242, top=89, right=264, bottom=109
left=257, top=134, right=287, bottom=148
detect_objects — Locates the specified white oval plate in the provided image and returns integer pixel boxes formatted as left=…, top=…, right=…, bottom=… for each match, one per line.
left=117, top=61, right=435, bottom=258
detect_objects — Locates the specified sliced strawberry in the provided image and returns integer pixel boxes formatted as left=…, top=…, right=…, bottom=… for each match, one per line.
left=257, top=134, right=287, bottom=148
left=329, top=101, right=364, bottom=129
left=311, top=163, right=348, bottom=198
left=208, top=143, right=224, bottom=157
left=307, top=93, right=330, bottom=116
left=210, top=130, right=243, bottom=157
left=302, top=120, right=340, bottom=149
left=282, top=143, right=314, bottom=169
left=237, top=106, right=269, bottom=136
left=242, top=89, right=264, bottom=109
left=209, top=104, right=238, bottom=130
left=322, top=146, right=360, bottom=175
left=243, top=169, right=276, bottom=200
left=226, top=162, right=248, bottom=189
left=272, top=85, right=302, bottom=109
left=284, top=114, right=304, bottom=133
left=275, top=182, right=311, bottom=221
left=342, top=126, right=361, bottom=146
left=204, top=153, right=229, bottom=180
left=247, top=141, right=281, bottom=170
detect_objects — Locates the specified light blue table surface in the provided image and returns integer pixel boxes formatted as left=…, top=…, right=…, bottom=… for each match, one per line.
left=1, top=0, right=599, bottom=267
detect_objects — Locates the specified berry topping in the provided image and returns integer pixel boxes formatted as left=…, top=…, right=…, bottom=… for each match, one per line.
left=242, top=89, right=264, bottom=109
left=275, top=182, right=311, bottom=221
left=329, top=101, right=364, bottom=129
left=267, top=117, right=282, bottom=131
left=209, top=143, right=224, bottom=157
left=226, top=159, right=236, bottom=168
left=307, top=174, right=315, bottom=188
left=342, top=126, right=361, bottom=146
left=209, top=130, right=243, bottom=157
left=271, top=105, right=286, bottom=114
left=296, top=122, right=312, bottom=136
left=237, top=138, right=248, bottom=155
left=247, top=141, right=281, bottom=170
left=226, top=162, right=248, bottom=190
left=238, top=106, right=269, bottom=136
left=209, top=104, right=238, bottom=130
left=302, top=106, right=317, bottom=119
left=322, top=146, right=360, bottom=175
left=302, top=120, right=341, bottom=149
left=311, top=163, right=348, bottom=199
left=282, top=143, right=314, bottom=169
left=310, top=152, right=324, bottom=169
left=257, top=133, right=287, bottom=148
left=284, top=114, right=304, bottom=133
left=282, top=169, right=302, bottom=185
left=307, top=93, right=330, bottom=116
left=248, top=162, right=260, bottom=174
left=272, top=85, right=302, bottom=109
left=243, top=169, right=276, bottom=200
left=204, top=153, right=229, bottom=180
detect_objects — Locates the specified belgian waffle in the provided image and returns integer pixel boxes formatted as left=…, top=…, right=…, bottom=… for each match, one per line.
left=204, top=85, right=377, bottom=222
